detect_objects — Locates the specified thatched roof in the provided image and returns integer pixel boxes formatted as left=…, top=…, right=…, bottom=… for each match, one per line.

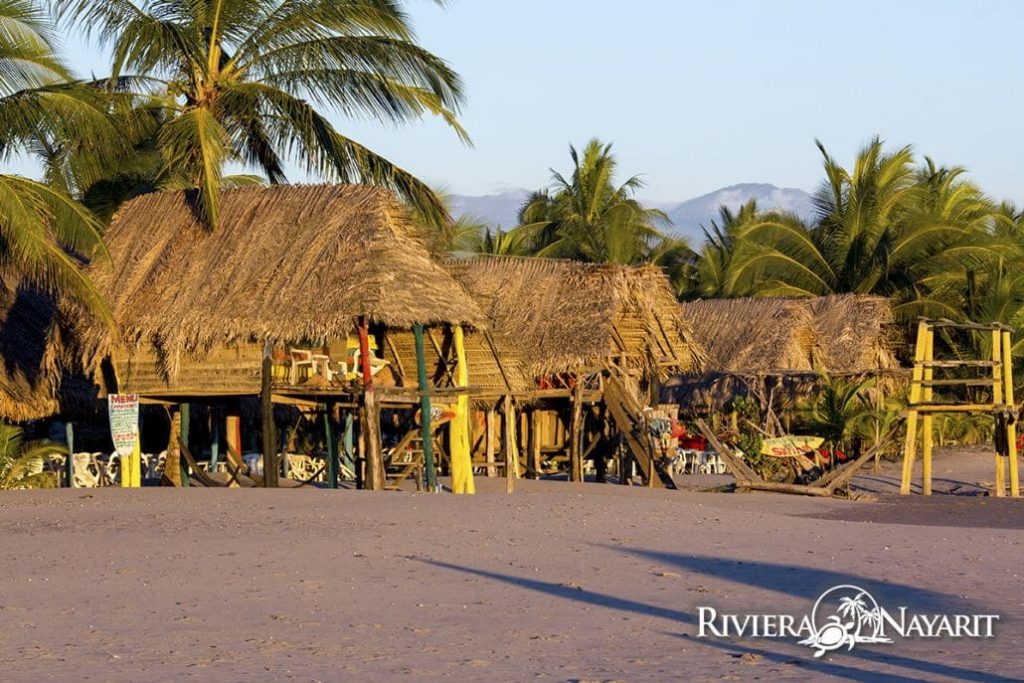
left=682, top=297, right=820, bottom=374
left=670, top=295, right=903, bottom=410
left=681, top=295, right=898, bottom=376
left=92, top=185, right=485, bottom=359
left=445, top=255, right=702, bottom=377
left=0, top=281, right=98, bottom=421
left=808, top=295, right=899, bottom=373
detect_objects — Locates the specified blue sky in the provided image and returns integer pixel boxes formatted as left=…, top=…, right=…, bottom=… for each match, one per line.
left=46, top=0, right=1024, bottom=203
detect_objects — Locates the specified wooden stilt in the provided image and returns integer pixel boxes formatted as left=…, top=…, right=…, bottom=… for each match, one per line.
left=165, top=406, right=183, bottom=486
left=529, top=409, right=542, bottom=479
left=992, top=329, right=1006, bottom=498
left=356, top=414, right=366, bottom=490
left=502, top=396, right=519, bottom=493
left=64, top=422, right=74, bottom=488
left=324, top=401, right=339, bottom=489
left=1002, top=330, right=1020, bottom=498
left=569, top=376, right=584, bottom=482
left=210, top=414, right=220, bottom=472
left=260, top=350, right=278, bottom=488
left=921, top=327, right=934, bottom=495
left=359, top=316, right=384, bottom=491
left=413, top=324, right=437, bottom=491
left=900, top=321, right=929, bottom=494
left=449, top=324, right=474, bottom=494
left=485, top=408, right=497, bottom=477
left=225, top=402, right=242, bottom=488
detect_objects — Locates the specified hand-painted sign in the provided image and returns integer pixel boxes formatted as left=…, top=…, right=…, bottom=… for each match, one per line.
left=761, top=435, right=825, bottom=458
left=108, top=394, right=140, bottom=457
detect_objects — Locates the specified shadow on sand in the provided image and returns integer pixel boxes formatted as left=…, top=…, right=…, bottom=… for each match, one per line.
left=419, top=548, right=1013, bottom=683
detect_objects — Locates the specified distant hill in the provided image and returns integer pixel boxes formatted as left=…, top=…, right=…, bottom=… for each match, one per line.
left=448, top=190, right=530, bottom=230
left=448, top=183, right=815, bottom=242
left=662, top=183, right=815, bottom=240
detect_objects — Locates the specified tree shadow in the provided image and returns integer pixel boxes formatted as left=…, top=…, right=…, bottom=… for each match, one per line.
left=418, top=555, right=1013, bottom=683
left=608, top=547, right=974, bottom=614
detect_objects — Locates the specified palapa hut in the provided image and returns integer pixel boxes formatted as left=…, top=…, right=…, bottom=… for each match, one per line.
left=90, top=184, right=487, bottom=489
left=668, top=295, right=902, bottom=414
left=444, top=255, right=703, bottom=484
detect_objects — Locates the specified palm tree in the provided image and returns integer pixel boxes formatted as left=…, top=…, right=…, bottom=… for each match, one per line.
left=0, top=0, right=111, bottom=313
left=509, top=139, right=676, bottom=264
left=53, top=0, right=468, bottom=229
left=726, top=138, right=1000, bottom=317
left=799, top=373, right=875, bottom=459
left=0, top=422, right=61, bottom=489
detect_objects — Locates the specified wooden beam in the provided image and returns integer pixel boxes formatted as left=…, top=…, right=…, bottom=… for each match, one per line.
left=261, top=350, right=278, bottom=488
left=384, top=334, right=407, bottom=382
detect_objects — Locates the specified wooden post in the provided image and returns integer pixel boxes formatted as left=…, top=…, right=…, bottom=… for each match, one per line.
left=261, top=350, right=279, bottom=488
left=413, top=323, right=437, bottom=491
left=178, top=403, right=191, bottom=487
left=485, top=408, right=497, bottom=477
left=324, top=402, right=338, bottom=489
left=359, top=317, right=384, bottom=490
left=502, top=396, right=519, bottom=493
left=529, top=409, right=542, bottom=479
left=921, top=327, right=934, bottom=495
left=992, top=329, right=1006, bottom=497
left=64, top=422, right=74, bottom=488
left=355, top=414, right=365, bottom=489
left=342, top=410, right=355, bottom=480
left=1002, top=330, right=1020, bottom=498
left=225, top=400, right=242, bottom=488
left=165, top=406, right=182, bottom=486
left=210, top=414, right=220, bottom=472
left=449, top=324, right=474, bottom=494
left=569, top=377, right=584, bottom=482
left=900, top=320, right=929, bottom=495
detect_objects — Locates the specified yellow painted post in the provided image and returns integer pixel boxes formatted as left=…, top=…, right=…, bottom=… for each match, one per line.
left=901, top=321, right=928, bottom=494
left=449, top=325, right=475, bottom=494
left=1001, top=330, right=1019, bottom=498
left=992, top=329, right=1006, bottom=497
left=921, top=327, right=935, bottom=495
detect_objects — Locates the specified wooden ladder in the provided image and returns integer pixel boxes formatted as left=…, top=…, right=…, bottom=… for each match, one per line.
left=604, top=374, right=677, bottom=489
left=901, top=318, right=1020, bottom=497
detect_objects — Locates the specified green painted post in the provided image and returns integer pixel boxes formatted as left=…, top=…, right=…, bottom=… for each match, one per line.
left=342, top=412, right=355, bottom=475
left=414, top=324, right=436, bottom=491
left=324, top=402, right=339, bottom=489
left=180, top=403, right=191, bottom=487
left=64, top=422, right=74, bottom=488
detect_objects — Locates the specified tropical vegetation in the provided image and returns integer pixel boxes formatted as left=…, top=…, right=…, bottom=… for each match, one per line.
left=0, top=421, right=60, bottom=489
left=51, top=0, right=469, bottom=229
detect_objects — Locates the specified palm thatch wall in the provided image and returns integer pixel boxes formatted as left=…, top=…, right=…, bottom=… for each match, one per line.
left=444, top=255, right=703, bottom=381
left=90, top=184, right=486, bottom=397
left=669, top=295, right=903, bottom=410
left=0, top=281, right=98, bottom=421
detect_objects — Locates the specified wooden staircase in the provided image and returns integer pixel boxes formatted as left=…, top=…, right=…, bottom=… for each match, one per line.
left=604, top=374, right=677, bottom=489
left=384, top=417, right=450, bottom=491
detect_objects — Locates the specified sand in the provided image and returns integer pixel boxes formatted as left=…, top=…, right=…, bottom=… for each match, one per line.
left=0, top=447, right=1021, bottom=682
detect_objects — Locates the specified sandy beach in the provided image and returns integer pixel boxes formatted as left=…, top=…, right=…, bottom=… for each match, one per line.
left=0, top=447, right=1020, bottom=682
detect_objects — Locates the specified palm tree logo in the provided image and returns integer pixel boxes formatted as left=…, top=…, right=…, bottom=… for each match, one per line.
left=799, top=585, right=892, bottom=658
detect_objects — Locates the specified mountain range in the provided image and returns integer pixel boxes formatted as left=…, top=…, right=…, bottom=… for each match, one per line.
left=448, top=183, right=815, bottom=243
